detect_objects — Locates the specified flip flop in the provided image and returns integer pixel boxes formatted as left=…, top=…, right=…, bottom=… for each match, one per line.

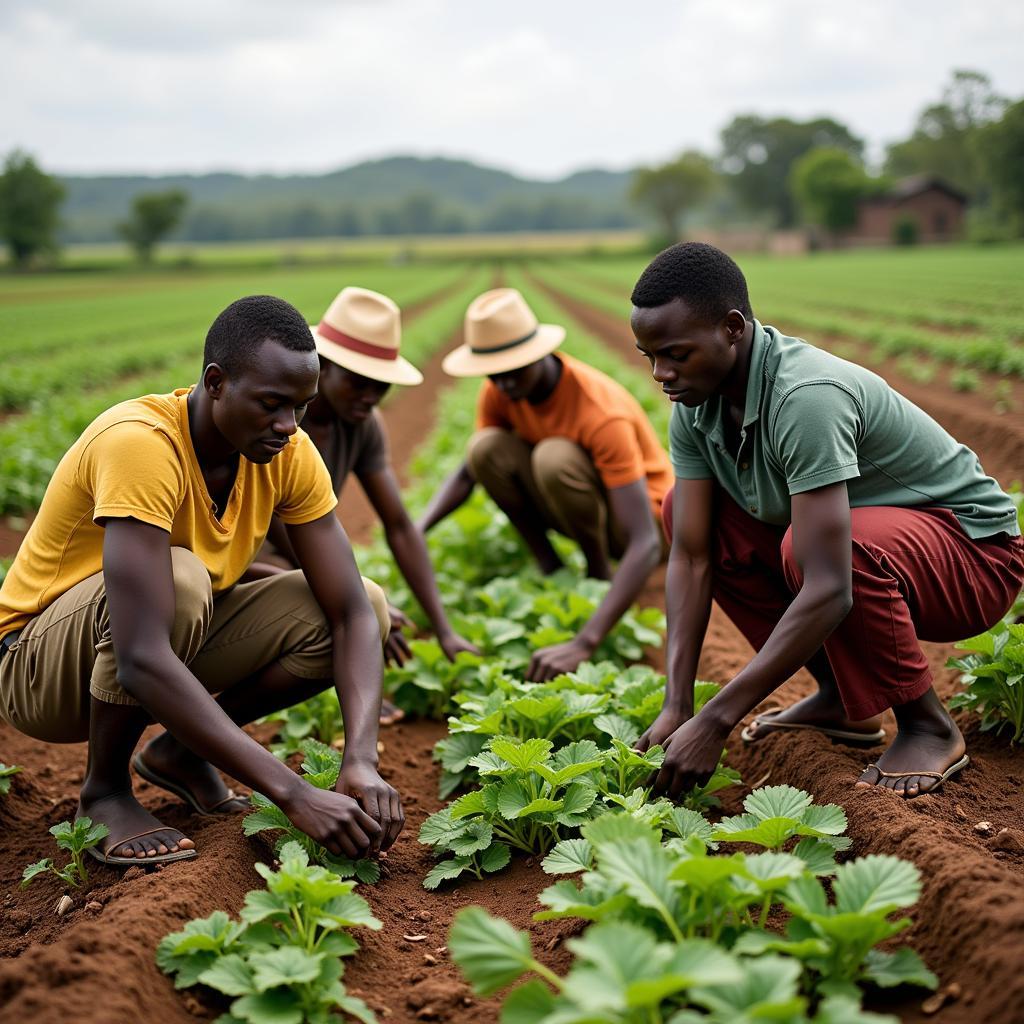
left=132, top=753, right=248, bottom=816
left=86, top=827, right=198, bottom=866
left=379, top=699, right=406, bottom=727
left=857, top=753, right=970, bottom=799
left=741, top=706, right=886, bottom=747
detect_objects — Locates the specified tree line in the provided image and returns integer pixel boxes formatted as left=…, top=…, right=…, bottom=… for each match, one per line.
left=2, top=69, right=1022, bottom=267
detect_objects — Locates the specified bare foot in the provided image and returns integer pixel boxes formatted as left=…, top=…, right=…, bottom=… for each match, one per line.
left=855, top=720, right=966, bottom=799
left=138, top=732, right=248, bottom=814
left=744, top=691, right=884, bottom=742
left=379, top=699, right=405, bottom=727
left=78, top=790, right=195, bottom=859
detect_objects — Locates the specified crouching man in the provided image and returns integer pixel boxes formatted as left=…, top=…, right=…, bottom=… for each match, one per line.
left=0, top=295, right=403, bottom=863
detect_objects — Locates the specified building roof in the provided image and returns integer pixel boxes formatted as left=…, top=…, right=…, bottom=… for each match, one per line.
left=864, top=175, right=968, bottom=207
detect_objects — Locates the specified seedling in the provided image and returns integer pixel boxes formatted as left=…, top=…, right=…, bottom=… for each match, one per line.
left=157, top=841, right=381, bottom=1024
left=265, top=690, right=344, bottom=759
left=948, top=623, right=1024, bottom=744
left=243, top=739, right=380, bottom=883
left=21, top=817, right=109, bottom=889
left=0, top=762, right=21, bottom=796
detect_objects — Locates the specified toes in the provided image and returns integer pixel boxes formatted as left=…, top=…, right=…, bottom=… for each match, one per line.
left=902, top=775, right=921, bottom=798
left=856, top=766, right=881, bottom=788
left=178, top=836, right=196, bottom=850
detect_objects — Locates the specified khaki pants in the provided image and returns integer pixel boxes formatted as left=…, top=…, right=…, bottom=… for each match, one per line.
left=0, top=547, right=389, bottom=744
left=467, top=428, right=629, bottom=562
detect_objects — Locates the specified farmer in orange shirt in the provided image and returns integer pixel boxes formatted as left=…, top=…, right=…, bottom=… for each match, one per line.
left=421, top=288, right=671, bottom=681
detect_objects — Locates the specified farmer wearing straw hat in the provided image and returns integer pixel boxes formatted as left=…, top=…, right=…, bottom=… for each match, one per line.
left=249, top=287, right=478, bottom=723
left=420, top=288, right=672, bottom=682
left=0, top=295, right=403, bottom=865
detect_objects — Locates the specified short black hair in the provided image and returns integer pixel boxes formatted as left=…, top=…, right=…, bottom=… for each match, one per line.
left=203, top=295, right=314, bottom=377
left=631, top=242, right=753, bottom=323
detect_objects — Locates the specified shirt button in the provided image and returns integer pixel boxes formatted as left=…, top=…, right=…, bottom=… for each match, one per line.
left=740, top=462, right=749, bottom=470
left=749, top=504, right=758, bottom=514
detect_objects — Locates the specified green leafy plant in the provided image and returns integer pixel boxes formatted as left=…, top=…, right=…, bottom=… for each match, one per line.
left=264, top=691, right=344, bottom=759
left=948, top=622, right=1024, bottom=743
left=157, top=840, right=381, bottom=1024
left=386, top=638, right=488, bottom=719
left=0, top=762, right=21, bottom=795
left=21, top=817, right=109, bottom=889
left=243, top=739, right=380, bottom=883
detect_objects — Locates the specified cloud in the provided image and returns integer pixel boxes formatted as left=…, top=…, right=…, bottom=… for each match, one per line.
left=1, top=0, right=1022, bottom=177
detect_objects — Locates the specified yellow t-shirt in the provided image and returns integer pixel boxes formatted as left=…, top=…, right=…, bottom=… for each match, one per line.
left=0, top=388, right=337, bottom=637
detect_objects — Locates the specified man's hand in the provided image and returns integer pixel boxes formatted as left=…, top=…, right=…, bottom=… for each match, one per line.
left=526, top=637, right=595, bottom=683
left=649, top=715, right=730, bottom=802
left=383, top=603, right=413, bottom=666
left=635, top=706, right=691, bottom=753
left=280, top=783, right=384, bottom=860
left=336, top=760, right=405, bottom=855
left=438, top=630, right=481, bottom=662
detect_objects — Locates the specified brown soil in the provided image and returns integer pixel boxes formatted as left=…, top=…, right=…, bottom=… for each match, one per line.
left=3, top=271, right=1023, bottom=1024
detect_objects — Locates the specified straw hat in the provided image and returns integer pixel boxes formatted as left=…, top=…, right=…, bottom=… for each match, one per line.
left=311, top=287, right=423, bottom=386
left=442, top=288, right=565, bottom=377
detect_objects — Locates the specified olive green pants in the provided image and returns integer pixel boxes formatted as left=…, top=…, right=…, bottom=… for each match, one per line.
left=467, top=428, right=629, bottom=561
left=0, top=547, right=388, bottom=744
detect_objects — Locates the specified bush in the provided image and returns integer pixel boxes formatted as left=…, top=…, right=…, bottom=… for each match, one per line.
left=892, top=216, right=919, bottom=246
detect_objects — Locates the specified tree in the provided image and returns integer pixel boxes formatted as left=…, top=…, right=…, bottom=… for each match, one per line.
left=118, top=189, right=188, bottom=263
left=719, top=116, right=863, bottom=227
left=630, top=151, right=717, bottom=241
left=975, top=98, right=1024, bottom=234
left=885, top=70, right=1007, bottom=198
left=0, top=150, right=66, bottom=268
left=789, top=147, right=873, bottom=241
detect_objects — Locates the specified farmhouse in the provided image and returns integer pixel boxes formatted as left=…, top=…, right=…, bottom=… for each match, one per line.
left=851, top=174, right=967, bottom=245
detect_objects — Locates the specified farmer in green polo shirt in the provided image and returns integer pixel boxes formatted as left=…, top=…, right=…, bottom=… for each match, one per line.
left=630, top=242, right=1023, bottom=800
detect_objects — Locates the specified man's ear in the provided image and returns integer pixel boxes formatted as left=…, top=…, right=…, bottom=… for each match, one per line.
left=203, top=362, right=227, bottom=398
left=723, top=309, right=748, bottom=343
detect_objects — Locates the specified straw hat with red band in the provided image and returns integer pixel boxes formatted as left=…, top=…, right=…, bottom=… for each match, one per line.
left=442, top=288, right=566, bottom=378
left=311, top=287, right=423, bottom=386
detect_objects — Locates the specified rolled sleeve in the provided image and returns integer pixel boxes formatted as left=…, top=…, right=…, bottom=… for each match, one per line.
left=588, top=418, right=646, bottom=490
left=668, top=406, right=712, bottom=479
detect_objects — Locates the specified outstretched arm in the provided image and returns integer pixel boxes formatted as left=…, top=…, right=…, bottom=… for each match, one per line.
left=526, top=477, right=662, bottom=681
left=417, top=461, right=475, bottom=534
left=650, top=481, right=853, bottom=799
left=361, top=466, right=479, bottom=661
left=103, top=517, right=386, bottom=858
left=287, top=511, right=404, bottom=851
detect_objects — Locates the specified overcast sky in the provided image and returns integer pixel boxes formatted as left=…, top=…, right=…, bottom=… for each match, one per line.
left=2, top=1, right=1022, bottom=180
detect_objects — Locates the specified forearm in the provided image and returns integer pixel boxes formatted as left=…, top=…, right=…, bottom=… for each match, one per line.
left=662, top=553, right=714, bottom=719
left=418, top=464, right=475, bottom=533
left=702, top=580, right=851, bottom=729
left=121, top=654, right=302, bottom=806
left=577, top=535, right=661, bottom=653
left=331, top=610, right=386, bottom=766
left=386, top=521, right=454, bottom=638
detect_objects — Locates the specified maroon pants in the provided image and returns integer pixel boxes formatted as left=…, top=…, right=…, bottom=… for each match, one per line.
left=662, top=488, right=1024, bottom=719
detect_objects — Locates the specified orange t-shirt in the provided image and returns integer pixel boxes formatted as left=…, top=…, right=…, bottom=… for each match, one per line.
left=476, top=353, right=672, bottom=517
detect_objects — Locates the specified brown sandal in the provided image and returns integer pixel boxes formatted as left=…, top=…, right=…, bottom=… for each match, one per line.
left=86, top=827, right=198, bottom=866
left=133, top=753, right=248, bottom=816
left=858, top=754, right=970, bottom=797
left=742, top=706, right=885, bottom=746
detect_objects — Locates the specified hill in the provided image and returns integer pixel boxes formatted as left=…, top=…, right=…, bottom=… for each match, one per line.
left=59, top=156, right=638, bottom=242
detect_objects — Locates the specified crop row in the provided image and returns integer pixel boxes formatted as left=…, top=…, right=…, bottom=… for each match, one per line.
left=0, top=267, right=490, bottom=517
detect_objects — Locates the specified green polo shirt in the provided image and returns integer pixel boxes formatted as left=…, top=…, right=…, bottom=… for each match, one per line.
left=668, top=321, right=1019, bottom=540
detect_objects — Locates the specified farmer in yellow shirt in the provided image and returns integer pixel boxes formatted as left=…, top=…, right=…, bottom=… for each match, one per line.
left=0, top=295, right=403, bottom=865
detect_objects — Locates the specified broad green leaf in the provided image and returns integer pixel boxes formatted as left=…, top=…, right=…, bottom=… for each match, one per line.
left=336, top=994, right=378, bottom=1024
left=583, top=812, right=659, bottom=848
left=469, top=751, right=517, bottom=776
left=627, top=940, right=743, bottom=1006
left=783, top=873, right=830, bottom=917
left=792, top=837, right=840, bottom=876
left=743, top=784, right=813, bottom=822
left=594, top=713, right=640, bottom=745
left=500, top=980, right=557, bottom=1024
left=198, top=954, right=255, bottom=997
left=555, top=782, right=598, bottom=823
left=242, top=807, right=291, bottom=836
left=563, top=922, right=664, bottom=1010
left=712, top=815, right=799, bottom=849
left=668, top=848, right=749, bottom=891
left=542, top=839, right=593, bottom=874
left=481, top=842, right=512, bottom=873
left=508, top=695, right=566, bottom=721
left=833, top=855, right=921, bottom=915
left=815, top=995, right=901, bottom=1024
left=489, top=737, right=553, bottom=771
left=418, top=808, right=461, bottom=847
left=437, top=733, right=489, bottom=773
left=732, top=930, right=830, bottom=959
left=449, top=906, right=536, bottom=997
left=324, top=891, right=382, bottom=930
left=799, top=803, right=848, bottom=836
left=535, top=759, right=604, bottom=787
left=423, top=856, right=473, bottom=891
left=551, top=740, right=604, bottom=769
left=230, top=988, right=304, bottom=1024
left=450, top=820, right=494, bottom=856
left=21, top=858, right=52, bottom=886
left=534, top=879, right=629, bottom=921
left=595, top=837, right=680, bottom=924
left=240, top=889, right=289, bottom=924
left=741, top=851, right=809, bottom=890
left=689, top=953, right=805, bottom=1018
left=663, top=808, right=715, bottom=846
left=861, top=947, right=938, bottom=990
left=248, top=947, right=323, bottom=991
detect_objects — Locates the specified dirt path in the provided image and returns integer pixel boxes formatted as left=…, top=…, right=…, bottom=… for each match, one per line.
left=532, top=271, right=1024, bottom=1024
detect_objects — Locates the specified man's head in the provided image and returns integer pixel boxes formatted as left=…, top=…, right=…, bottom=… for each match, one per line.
left=201, top=295, right=319, bottom=464
left=486, top=355, right=557, bottom=403
left=630, top=243, right=754, bottom=407
left=317, top=359, right=391, bottom=424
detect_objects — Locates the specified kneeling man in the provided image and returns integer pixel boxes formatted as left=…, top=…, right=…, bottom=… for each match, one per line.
left=421, top=287, right=671, bottom=681
left=632, top=243, right=1023, bottom=799
left=0, top=296, right=403, bottom=863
